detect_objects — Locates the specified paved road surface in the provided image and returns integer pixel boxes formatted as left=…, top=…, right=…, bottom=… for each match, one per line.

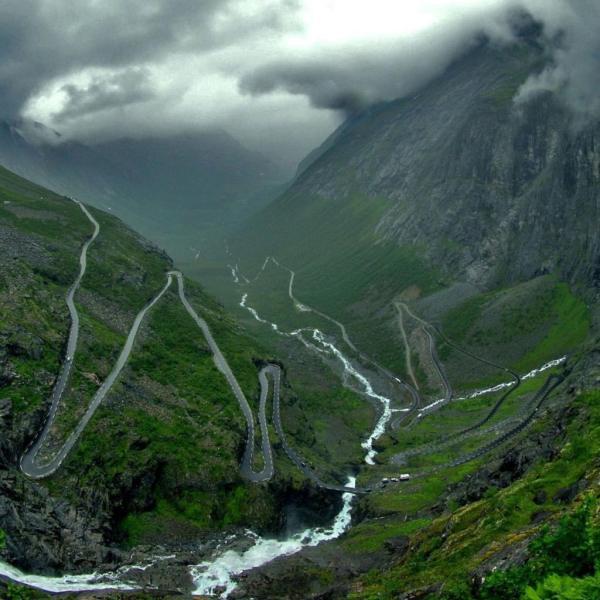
left=174, top=271, right=273, bottom=482
left=267, top=364, right=366, bottom=494
left=21, top=201, right=275, bottom=482
left=21, top=200, right=100, bottom=478
left=21, top=203, right=566, bottom=492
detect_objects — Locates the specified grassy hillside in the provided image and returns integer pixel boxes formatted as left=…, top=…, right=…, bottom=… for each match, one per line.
left=200, top=33, right=600, bottom=598
left=350, top=385, right=600, bottom=599
left=1, top=164, right=357, bottom=568
left=0, top=164, right=274, bottom=542
left=221, top=37, right=597, bottom=386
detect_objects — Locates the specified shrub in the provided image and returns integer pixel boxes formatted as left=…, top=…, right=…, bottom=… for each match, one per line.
left=479, top=498, right=600, bottom=599
left=524, top=572, right=600, bottom=600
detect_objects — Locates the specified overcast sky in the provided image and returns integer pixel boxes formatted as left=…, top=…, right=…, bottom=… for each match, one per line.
left=0, top=0, right=597, bottom=171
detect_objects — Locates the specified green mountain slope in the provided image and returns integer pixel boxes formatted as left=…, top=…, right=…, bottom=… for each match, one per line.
left=0, top=164, right=356, bottom=581
left=209, top=32, right=600, bottom=599
left=227, top=34, right=597, bottom=383
left=0, top=121, right=286, bottom=266
left=236, top=366, right=600, bottom=598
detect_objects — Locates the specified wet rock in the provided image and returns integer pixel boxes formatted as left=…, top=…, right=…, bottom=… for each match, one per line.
left=0, top=398, right=11, bottom=419
left=439, top=404, right=572, bottom=510
left=0, top=470, right=123, bottom=574
left=129, top=436, right=151, bottom=451
left=5, top=328, right=44, bottom=360
left=553, top=480, right=587, bottom=504
left=384, top=535, right=410, bottom=555
left=82, top=372, right=101, bottom=386
left=268, top=478, right=344, bottom=533
left=235, top=538, right=386, bottom=599
left=0, top=358, right=16, bottom=387
left=533, top=489, right=547, bottom=505
left=396, top=585, right=442, bottom=599
left=473, top=536, right=531, bottom=587
left=531, top=511, right=552, bottom=524
left=372, top=435, right=393, bottom=453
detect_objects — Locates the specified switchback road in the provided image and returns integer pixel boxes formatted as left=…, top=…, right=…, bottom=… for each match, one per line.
left=21, top=200, right=275, bottom=482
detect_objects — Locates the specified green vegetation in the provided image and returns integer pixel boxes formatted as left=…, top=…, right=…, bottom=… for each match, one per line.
left=348, top=389, right=600, bottom=599
left=525, top=573, right=600, bottom=600
left=224, top=189, right=441, bottom=378
left=1, top=583, right=45, bottom=600
left=518, top=284, right=590, bottom=371
left=375, top=369, right=559, bottom=462
left=0, top=165, right=285, bottom=545
left=440, top=276, right=590, bottom=387
left=477, top=498, right=600, bottom=599
left=1, top=163, right=387, bottom=553
left=342, top=518, right=432, bottom=554
left=119, top=484, right=275, bottom=546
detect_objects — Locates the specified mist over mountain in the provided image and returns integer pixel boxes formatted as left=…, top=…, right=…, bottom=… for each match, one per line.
left=0, top=119, right=285, bottom=261
left=233, top=32, right=599, bottom=298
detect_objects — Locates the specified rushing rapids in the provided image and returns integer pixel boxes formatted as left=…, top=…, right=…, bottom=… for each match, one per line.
left=191, top=477, right=356, bottom=598
left=0, top=479, right=357, bottom=598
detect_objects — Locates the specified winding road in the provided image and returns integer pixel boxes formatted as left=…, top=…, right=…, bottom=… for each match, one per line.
left=395, top=302, right=453, bottom=408
left=265, top=364, right=363, bottom=494
left=19, top=199, right=567, bottom=496
left=233, top=256, right=568, bottom=485
left=396, top=304, right=420, bottom=392
left=21, top=200, right=276, bottom=482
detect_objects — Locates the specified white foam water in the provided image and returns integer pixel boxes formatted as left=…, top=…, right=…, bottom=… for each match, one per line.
left=240, top=293, right=280, bottom=331
left=190, top=477, right=356, bottom=598
left=228, top=265, right=240, bottom=284
left=0, top=561, right=135, bottom=594
left=310, top=331, right=392, bottom=465
left=418, top=356, right=567, bottom=416
left=239, top=292, right=393, bottom=464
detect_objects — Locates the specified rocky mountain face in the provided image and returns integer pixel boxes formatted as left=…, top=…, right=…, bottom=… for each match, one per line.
left=237, top=378, right=600, bottom=599
left=233, top=36, right=599, bottom=301
left=214, top=32, right=600, bottom=599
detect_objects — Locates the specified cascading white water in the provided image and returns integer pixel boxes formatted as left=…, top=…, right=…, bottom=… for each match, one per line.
left=310, top=330, right=392, bottom=464
left=190, top=476, right=356, bottom=598
left=418, top=356, right=567, bottom=416
left=0, top=482, right=358, bottom=600
left=239, top=293, right=394, bottom=464
left=0, top=562, right=134, bottom=594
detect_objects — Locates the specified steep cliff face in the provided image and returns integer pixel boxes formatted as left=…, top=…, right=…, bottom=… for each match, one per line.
left=234, top=38, right=599, bottom=297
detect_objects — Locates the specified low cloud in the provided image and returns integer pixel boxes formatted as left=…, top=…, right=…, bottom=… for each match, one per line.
left=56, top=68, right=155, bottom=121
left=0, top=0, right=595, bottom=169
left=515, top=0, right=600, bottom=122
left=239, top=2, right=517, bottom=117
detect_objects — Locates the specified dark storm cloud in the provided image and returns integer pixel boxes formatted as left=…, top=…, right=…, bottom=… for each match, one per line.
left=56, top=69, right=155, bottom=121
left=240, top=1, right=600, bottom=124
left=0, top=0, right=299, bottom=119
left=2, top=0, right=598, bottom=169
left=240, top=62, right=369, bottom=115
left=238, top=7, right=514, bottom=117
